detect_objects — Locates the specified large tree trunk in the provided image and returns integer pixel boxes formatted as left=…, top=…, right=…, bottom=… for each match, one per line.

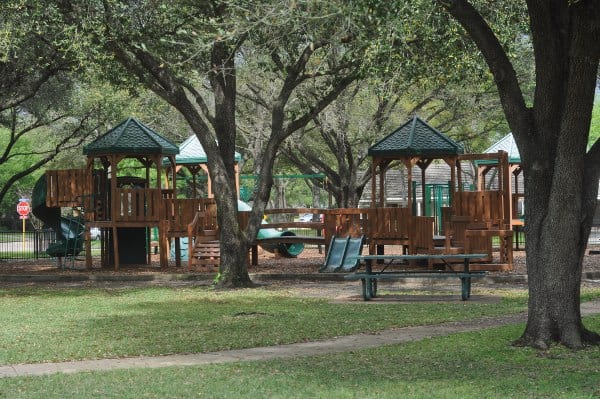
left=213, top=187, right=253, bottom=287
left=209, top=39, right=254, bottom=288
left=441, top=0, right=600, bottom=348
left=517, top=159, right=598, bottom=349
left=513, top=1, right=600, bottom=348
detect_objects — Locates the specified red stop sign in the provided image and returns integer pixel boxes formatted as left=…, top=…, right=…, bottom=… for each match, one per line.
left=17, top=200, right=30, bottom=217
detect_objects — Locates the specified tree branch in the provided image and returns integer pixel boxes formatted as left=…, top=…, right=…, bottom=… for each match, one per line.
left=284, top=73, right=357, bottom=136
left=177, top=78, right=215, bottom=126
left=439, top=0, right=530, bottom=136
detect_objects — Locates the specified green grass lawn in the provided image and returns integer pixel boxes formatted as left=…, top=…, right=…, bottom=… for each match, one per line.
left=0, top=286, right=599, bottom=398
left=0, top=286, right=535, bottom=365
left=2, top=317, right=599, bottom=398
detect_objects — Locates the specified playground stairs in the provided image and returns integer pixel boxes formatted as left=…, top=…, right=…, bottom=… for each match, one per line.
left=188, top=229, right=220, bottom=272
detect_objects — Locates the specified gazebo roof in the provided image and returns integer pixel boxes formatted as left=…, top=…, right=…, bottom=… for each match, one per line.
left=171, top=134, right=242, bottom=164
left=482, top=132, right=521, bottom=163
left=83, top=117, right=179, bottom=156
left=368, top=116, right=464, bottom=158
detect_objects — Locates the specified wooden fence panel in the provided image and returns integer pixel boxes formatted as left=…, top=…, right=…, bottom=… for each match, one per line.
left=45, top=169, right=88, bottom=208
left=453, top=191, right=506, bottom=225
left=113, top=188, right=162, bottom=223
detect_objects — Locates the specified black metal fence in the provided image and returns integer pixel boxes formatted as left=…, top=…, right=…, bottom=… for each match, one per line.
left=0, top=230, right=56, bottom=260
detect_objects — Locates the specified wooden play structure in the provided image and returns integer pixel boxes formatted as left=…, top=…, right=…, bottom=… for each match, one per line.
left=368, top=116, right=464, bottom=211
left=312, top=141, right=518, bottom=270
left=360, top=116, right=516, bottom=270
left=43, top=118, right=221, bottom=270
left=40, top=115, right=518, bottom=273
left=478, top=132, right=525, bottom=248
left=163, top=134, right=241, bottom=199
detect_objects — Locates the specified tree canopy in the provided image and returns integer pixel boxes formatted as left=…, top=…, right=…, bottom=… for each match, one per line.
left=8, top=0, right=532, bottom=285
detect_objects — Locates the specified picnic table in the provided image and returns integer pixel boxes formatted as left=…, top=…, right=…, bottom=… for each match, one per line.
left=344, top=253, right=488, bottom=301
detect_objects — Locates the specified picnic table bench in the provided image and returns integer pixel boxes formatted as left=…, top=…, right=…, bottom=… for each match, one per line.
left=344, top=253, right=488, bottom=301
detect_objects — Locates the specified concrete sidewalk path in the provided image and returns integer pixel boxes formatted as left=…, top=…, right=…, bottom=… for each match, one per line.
left=2, top=300, right=600, bottom=379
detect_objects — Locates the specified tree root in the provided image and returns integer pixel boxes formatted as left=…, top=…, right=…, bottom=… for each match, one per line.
left=512, top=335, right=549, bottom=350
left=581, top=327, right=600, bottom=346
left=514, top=327, right=600, bottom=350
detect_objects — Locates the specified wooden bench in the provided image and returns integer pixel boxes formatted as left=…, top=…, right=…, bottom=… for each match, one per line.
left=344, top=253, right=488, bottom=301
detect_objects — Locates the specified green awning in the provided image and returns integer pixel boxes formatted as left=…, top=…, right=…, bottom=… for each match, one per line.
left=368, top=116, right=464, bottom=158
left=83, top=117, right=179, bottom=156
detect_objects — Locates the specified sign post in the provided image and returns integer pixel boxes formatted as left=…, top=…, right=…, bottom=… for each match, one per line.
left=16, top=198, right=31, bottom=251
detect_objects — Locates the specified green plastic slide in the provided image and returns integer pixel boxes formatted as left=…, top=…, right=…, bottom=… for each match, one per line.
left=239, top=201, right=304, bottom=258
left=31, top=175, right=84, bottom=257
left=320, top=235, right=364, bottom=273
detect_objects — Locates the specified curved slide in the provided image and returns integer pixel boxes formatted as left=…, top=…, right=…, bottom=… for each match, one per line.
left=256, top=228, right=304, bottom=257
left=31, top=175, right=85, bottom=257
left=238, top=200, right=304, bottom=258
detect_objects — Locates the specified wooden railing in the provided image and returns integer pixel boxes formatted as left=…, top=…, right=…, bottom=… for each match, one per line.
left=160, top=198, right=217, bottom=267
left=45, top=169, right=89, bottom=208
left=242, top=207, right=416, bottom=257
left=323, top=208, right=366, bottom=240
left=452, top=191, right=506, bottom=225
left=161, top=198, right=217, bottom=236
left=113, top=188, right=162, bottom=223
left=448, top=191, right=513, bottom=269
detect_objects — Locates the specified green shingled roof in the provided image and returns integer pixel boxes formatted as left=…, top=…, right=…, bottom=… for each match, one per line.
left=368, top=116, right=464, bottom=157
left=83, top=117, right=179, bottom=156
left=168, top=134, right=242, bottom=165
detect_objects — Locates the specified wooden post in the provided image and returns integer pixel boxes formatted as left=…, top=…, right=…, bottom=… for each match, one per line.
left=379, top=160, right=386, bottom=207
left=499, top=150, right=511, bottom=227
left=109, top=154, right=120, bottom=270
left=371, top=159, right=377, bottom=208
left=405, top=159, right=413, bottom=214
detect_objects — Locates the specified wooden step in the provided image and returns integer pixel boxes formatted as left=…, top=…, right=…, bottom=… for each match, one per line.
left=190, top=240, right=220, bottom=271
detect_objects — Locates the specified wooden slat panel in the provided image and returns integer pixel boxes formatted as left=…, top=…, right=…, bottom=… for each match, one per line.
left=411, top=216, right=434, bottom=253
left=324, top=208, right=368, bottom=239
left=45, top=169, right=88, bottom=207
left=114, top=188, right=162, bottom=223
left=453, top=191, right=506, bottom=226
left=368, top=207, right=411, bottom=240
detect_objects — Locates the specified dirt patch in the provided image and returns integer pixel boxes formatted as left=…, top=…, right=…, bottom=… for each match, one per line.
left=1, top=245, right=600, bottom=279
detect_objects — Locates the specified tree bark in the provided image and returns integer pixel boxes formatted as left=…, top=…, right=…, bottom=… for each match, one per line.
left=517, top=156, right=599, bottom=349
left=105, top=26, right=255, bottom=288
left=207, top=39, right=253, bottom=287
left=442, top=0, right=600, bottom=348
